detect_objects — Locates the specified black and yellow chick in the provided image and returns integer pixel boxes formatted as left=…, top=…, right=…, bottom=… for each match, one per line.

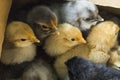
left=27, top=6, right=59, bottom=45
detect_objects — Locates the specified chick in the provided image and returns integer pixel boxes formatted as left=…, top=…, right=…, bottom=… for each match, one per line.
left=87, top=21, right=119, bottom=63
left=27, top=6, right=58, bottom=45
left=1, top=21, right=40, bottom=64
left=53, top=21, right=119, bottom=79
left=0, top=21, right=40, bottom=80
left=50, top=0, right=103, bottom=32
left=65, top=56, right=120, bottom=80
left=22, top=59, right=58, bottom=80
left=108, top=45, right=120, bottom=70
left=44, top=23, right=86, bottom=57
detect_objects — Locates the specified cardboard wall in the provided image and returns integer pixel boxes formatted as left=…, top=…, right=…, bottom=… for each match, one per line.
left=89, top=0, right=120, bottom=15
left=0, top=0, right=12, bottom=57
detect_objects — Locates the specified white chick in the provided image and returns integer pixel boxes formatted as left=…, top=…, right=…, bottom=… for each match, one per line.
left=50, top=0, right=103, bottom=31
left=53, top=21, right=119, bottom=79
left=44, top=23, right=86, bottom=57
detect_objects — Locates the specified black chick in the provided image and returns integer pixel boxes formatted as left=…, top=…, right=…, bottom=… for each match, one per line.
left=65, top=56, right=120, bottom=80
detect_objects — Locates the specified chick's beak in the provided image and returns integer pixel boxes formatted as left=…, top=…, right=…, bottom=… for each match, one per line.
left=31, top=38, right=40, bottom=43
left=97, top=15, right=104, bottom=21
left=81, top=38, right=86, bottom=44
left=51, top=27, right=60, bottom=35
left=77, top=37, right=86, bottom=44
left=50, top=19, right=59, bottom=35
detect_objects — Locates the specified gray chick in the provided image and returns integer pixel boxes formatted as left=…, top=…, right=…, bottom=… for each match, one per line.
left=27, top=6, right=59, bottom=45
left=22, top=59, right=58, bottom=80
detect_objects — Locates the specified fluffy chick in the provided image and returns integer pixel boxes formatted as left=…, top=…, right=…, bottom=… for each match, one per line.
left=87, top=21, right=119, bottom=63
left=50, top=0, right=103, bottom=31
left=22, top=59, right=58, bottom=80
left=65, top=56, right=120, bottom=80
left=108, top=45, right=120, bottom=70
left=44, top=23, right=86, bottom=57
left=0, top=21, right=40, bottom=80
left=1, top=21, right=40, bottom=64
left=27, top=6, right=59, bottom=45
left=53, top=21, right=119, bottom=79
left=1, top=21, right=57, bottom=80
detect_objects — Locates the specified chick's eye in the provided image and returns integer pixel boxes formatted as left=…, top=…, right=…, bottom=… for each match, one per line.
left=84, top=18, right=91, bottom=21
left=84, top=17, right=94, bottom=21
left=71, top=38, right=75, bottom=41
left=41, top=25, right=48, bottom=29
left=21, top=39, right=26, bottom=41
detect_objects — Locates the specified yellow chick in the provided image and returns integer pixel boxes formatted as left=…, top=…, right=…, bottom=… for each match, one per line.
left=54, top=21, right=119, bottom=79
left=1, top=21, right=40, bottom=65
left=87, top=21, right=119, bottom=63
left=44, top=23, right=86, bottom=57
left=108, top=45, right=120, bottom=70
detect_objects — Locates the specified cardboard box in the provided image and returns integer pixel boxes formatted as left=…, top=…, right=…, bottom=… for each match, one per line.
left=89, top=0, right=120, bottom=15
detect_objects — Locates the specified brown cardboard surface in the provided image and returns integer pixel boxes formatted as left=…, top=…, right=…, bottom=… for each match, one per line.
left=89, top=0, right=120, bottom=15
left=89, top=0, right=120, bottom=8
left=0, top=0, right=12, bottom=57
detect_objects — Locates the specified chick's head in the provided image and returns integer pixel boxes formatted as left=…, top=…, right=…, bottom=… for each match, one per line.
left=61, top=0, right=103, bottom=31
left=87, top=21, right=119, bottom=52
left=58, top=23, right=86, bottom=46
left=44, top=23, right=86, bottom=57
left=6, top=21, right=40, bottom=47
left=76, top=0, right=103, bottom=31
left=27, top=6, right=58, bottom=41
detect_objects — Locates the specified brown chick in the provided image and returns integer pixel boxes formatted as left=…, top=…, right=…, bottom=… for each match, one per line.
left=44, top=23, right=86, bottom=57
left=53, top=21, right=120, bottom=79
left=1, top=21, right=40, bottom=65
